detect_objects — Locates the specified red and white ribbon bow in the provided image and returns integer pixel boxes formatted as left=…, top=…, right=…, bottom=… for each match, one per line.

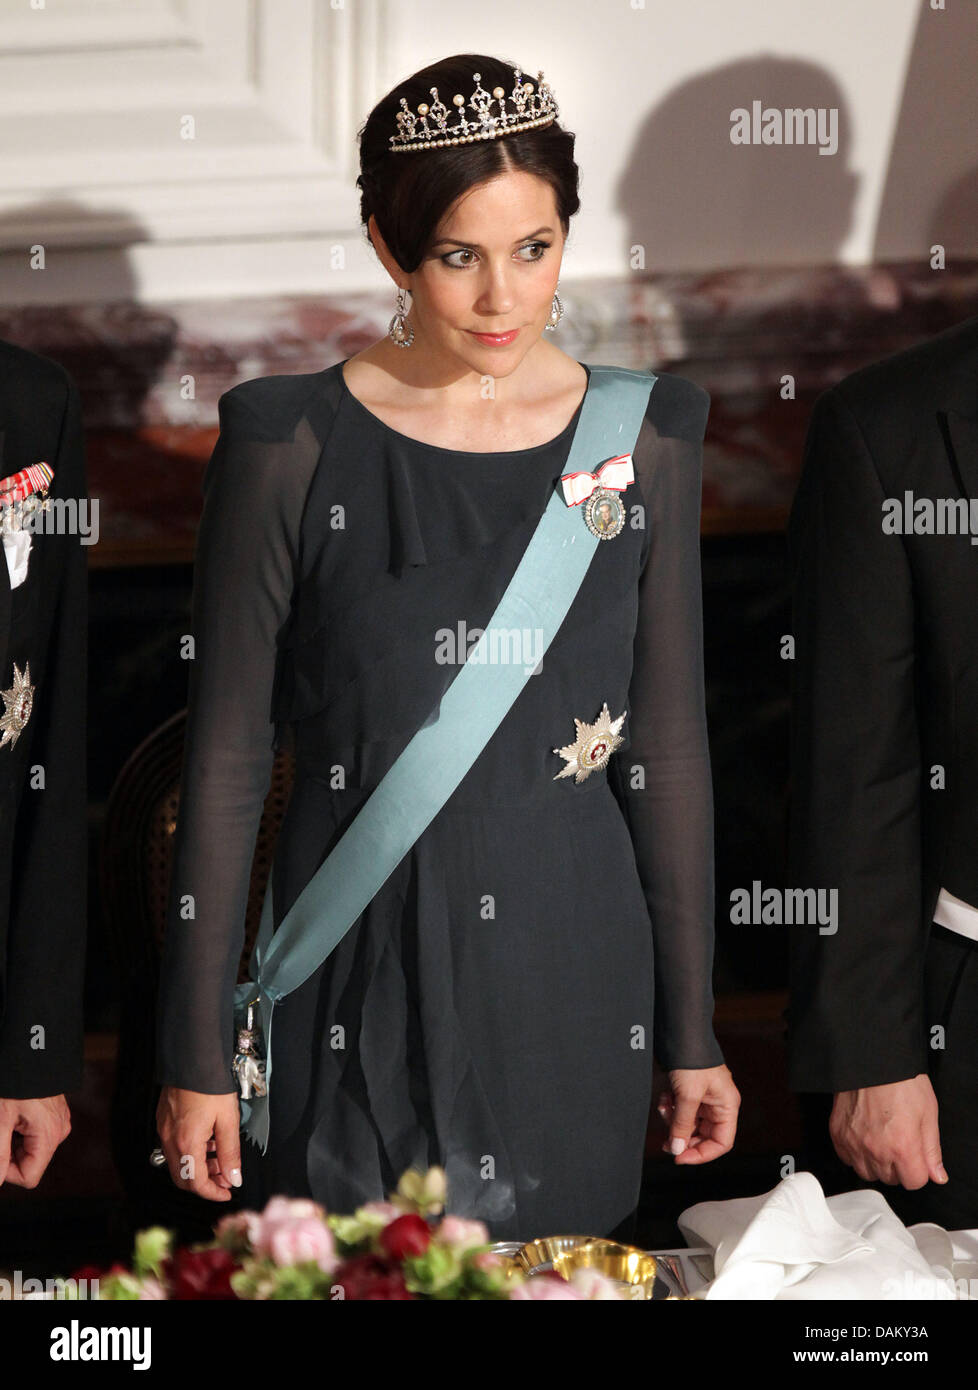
left=559, top=453, right=634, bottom=507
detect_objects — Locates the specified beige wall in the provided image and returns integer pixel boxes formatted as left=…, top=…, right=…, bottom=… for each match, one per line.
left=0, top=0, right=972, bottom=304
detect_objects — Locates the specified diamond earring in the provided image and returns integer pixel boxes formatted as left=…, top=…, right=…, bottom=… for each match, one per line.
left=388, top=287, right=415, bottom=348
left=545, top=286, right=563, bottom=332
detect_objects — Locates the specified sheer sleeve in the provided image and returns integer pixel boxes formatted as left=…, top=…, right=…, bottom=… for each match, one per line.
left=611, top=373, right=725, bottom=1071
left=155, top=383, right=316, bottom=1093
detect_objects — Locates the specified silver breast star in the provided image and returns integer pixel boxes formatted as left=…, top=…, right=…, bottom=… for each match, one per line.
left=0, top=661, right=34, bottom=749
left=553, top=701, right=626, bottom=782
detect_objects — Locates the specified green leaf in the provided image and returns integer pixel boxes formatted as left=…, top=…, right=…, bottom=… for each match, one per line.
left=131, top=1227, right=173, bottom=1279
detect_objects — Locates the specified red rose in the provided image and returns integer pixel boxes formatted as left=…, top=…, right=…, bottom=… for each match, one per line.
left=379, top=1214, right=430, bottom=1261
left=335, top=1252, right=414, bottom=1300
left=164, top=1246, right=239, bottom=1300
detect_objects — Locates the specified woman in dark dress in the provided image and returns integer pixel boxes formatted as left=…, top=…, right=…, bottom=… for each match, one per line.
left=155, top=52, right=740, bottom=1243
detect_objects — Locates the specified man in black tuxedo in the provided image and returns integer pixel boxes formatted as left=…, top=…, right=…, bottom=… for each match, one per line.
left=787, top=314, right=978, bottom=1229
left=0, top=340, right=87, bottom=1188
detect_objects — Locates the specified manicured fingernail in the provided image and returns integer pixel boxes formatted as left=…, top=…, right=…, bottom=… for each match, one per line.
left=229, top=1168, right=242, bottom=1187
left=657, top=1104, right=670, bottom=1118
left=670, top=1138, right=687, bottom=1155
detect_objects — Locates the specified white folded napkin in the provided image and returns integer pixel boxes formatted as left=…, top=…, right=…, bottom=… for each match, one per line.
left=678, top=1171, right=963, bottom=1300
left=2, top=529, right=32, bottom=588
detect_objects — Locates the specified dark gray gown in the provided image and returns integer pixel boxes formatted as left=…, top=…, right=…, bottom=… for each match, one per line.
left=155, top=357, right=724, bottom=1241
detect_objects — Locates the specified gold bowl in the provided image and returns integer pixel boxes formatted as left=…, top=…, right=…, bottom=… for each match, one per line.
left=514, top=1235, right=660, bottom=1299
left=515, top=1234, right=595, bottom=1274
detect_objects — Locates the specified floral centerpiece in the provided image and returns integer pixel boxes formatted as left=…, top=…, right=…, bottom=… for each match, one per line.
left=67, top=1167, right=626, bottom=1300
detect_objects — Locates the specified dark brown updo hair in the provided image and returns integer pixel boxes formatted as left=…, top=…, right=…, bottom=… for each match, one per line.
left=356, top=53, right=580, bottom=274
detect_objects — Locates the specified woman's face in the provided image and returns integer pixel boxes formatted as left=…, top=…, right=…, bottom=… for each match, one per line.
left=370, top=169, right=565, bottom=376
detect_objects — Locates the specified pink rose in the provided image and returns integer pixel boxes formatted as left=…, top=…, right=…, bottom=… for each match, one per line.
left=260, top=1196, right=325, bottom=1224
left=509, top=1273, right=585, bottom=1300
left=359, top=1201, right=401, bottom=1223
left=267, top=1222, right=336, bottom=1273
left=214, top=1209, right=263, bottom=1250
left=253, top=1196, right=337, bottom=1274
left=471, top=1250, right=506, bottom=1272
left=435, top=1216, right=490, bottom=1252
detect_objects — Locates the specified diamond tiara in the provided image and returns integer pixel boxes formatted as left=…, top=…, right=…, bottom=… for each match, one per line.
left=389, top=67, right=558, bottom=154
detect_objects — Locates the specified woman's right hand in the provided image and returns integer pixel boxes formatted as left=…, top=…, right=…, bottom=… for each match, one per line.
left=156, top=1086, right=243, bottom=1201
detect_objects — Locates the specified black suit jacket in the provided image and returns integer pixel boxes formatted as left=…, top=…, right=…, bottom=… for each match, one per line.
left=787, top=314, right=978, bottom=1092
left=0, top=341, right=87, bottom=1098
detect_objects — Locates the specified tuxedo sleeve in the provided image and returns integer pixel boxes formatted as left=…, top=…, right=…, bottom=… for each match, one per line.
left=0, top=375, right=87, bottom=1098
left=786, top=385, right=926, bottom=1092
left=612, top=375, right=724, bottom=1071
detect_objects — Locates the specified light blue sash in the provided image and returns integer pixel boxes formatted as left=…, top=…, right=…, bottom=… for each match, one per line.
left=234, top=364, right=657, bottom=1150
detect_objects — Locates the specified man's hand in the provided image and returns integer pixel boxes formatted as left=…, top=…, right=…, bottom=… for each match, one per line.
left=0, top=1095, right=72, bottom=1188
left=830, top=1073, right=947, bottom=1189
left=156, top=1086, right=242, bottom=1202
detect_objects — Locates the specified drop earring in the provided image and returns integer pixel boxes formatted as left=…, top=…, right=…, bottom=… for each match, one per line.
left=388, top=286, right=415, bottom=348
left=545, top=283, right=564, bottom=332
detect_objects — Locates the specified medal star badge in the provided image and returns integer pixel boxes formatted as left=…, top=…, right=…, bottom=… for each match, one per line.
left=0, top=661, right=34, bottom=749
left=553, top=701, right=626, bottom=782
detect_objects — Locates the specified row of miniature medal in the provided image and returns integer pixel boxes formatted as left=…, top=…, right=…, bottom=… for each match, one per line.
left=0, top=462, right=54, bottom=751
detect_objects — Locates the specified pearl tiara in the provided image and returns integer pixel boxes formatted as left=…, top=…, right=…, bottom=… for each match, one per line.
left=389, top=67, right=558, bottom=154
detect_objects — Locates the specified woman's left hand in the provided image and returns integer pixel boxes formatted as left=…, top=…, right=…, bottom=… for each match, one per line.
left=657, top=1064, right=740, bottom=1164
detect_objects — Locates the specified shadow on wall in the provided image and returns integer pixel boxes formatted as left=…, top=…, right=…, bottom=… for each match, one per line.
left=615, top=56, right=857, bottom=271
left=874, top=0, right=978, bottom=261
left=614, top=1, right=978, bottom=273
